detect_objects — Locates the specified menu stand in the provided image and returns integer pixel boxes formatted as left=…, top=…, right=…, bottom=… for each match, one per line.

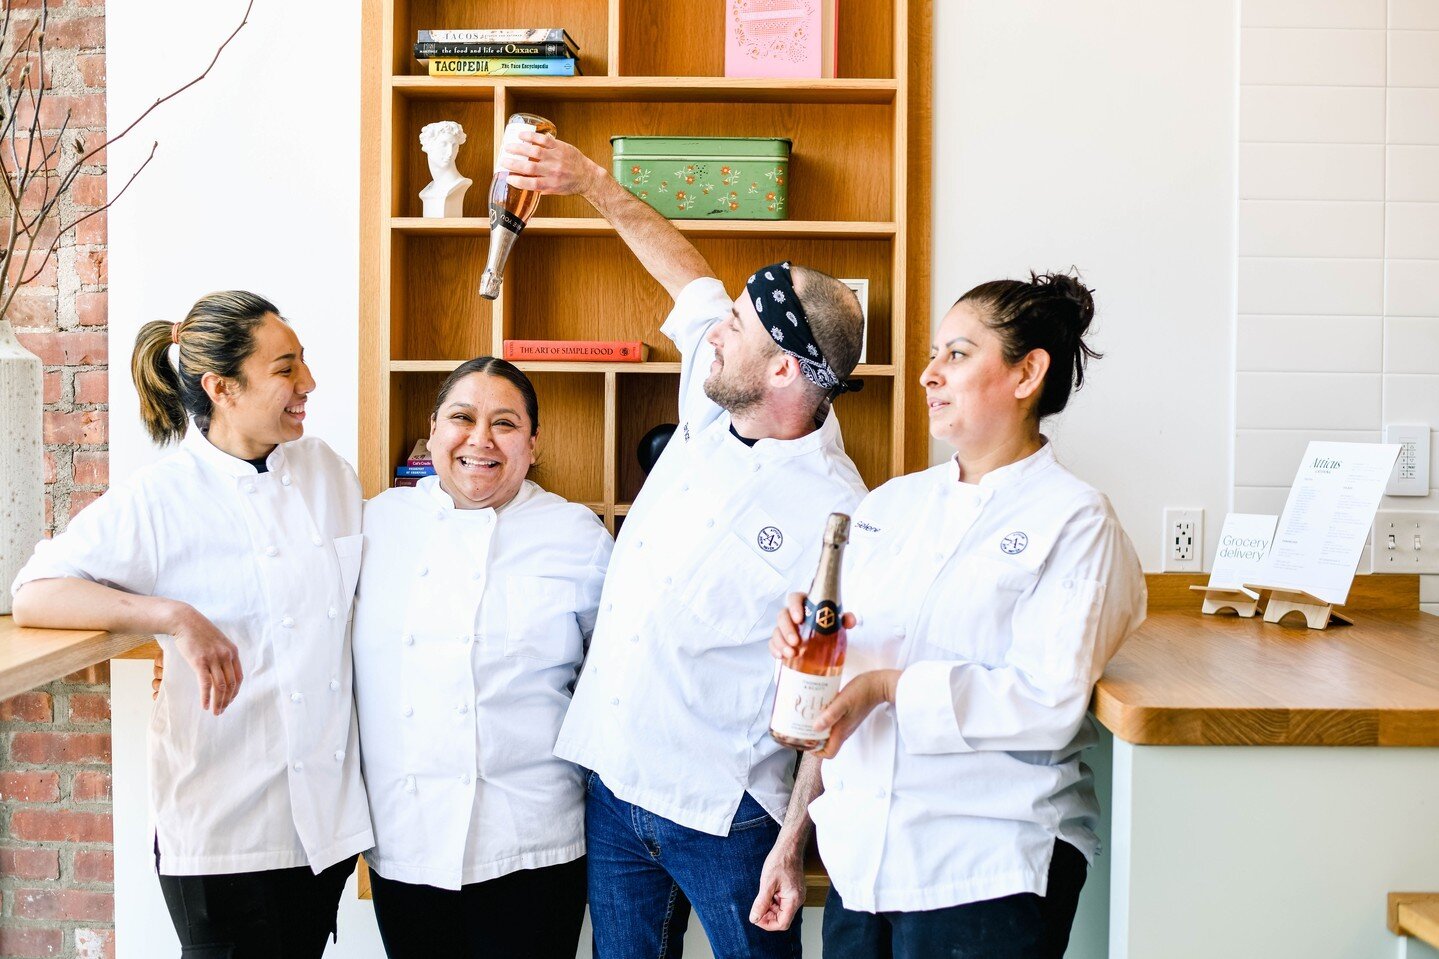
left=1188, top=584, right=1262, bottom=618
left=1246, top=585, right=1351, bottom=630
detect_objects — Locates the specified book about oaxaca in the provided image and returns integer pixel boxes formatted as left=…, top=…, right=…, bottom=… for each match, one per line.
left=724, top=0, right=838, bottom=79
left=1250, top=441, right=1400, bottom=605
left=429, top=57, right=578, bottom=76
left=503, top=340, right=649, bottom=362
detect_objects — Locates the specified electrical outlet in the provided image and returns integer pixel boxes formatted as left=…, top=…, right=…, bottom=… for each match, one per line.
left=1384, top=424, right=1430, bottom=496
left=1163, top=508, right=1203, bottom=573
left=1371, top=510, right=1439, bottom=573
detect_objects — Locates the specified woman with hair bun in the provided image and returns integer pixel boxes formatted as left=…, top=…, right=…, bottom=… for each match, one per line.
left=763, top=272, right=1147, bottom=958
left=11, top=292, right=370, bottom=957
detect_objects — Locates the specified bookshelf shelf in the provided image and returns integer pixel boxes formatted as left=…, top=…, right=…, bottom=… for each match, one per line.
left=362, top=0, right=932, bottom=525
left=391, top=217, right=900, bottom=239
left=390, top=76, right=899, bottom=105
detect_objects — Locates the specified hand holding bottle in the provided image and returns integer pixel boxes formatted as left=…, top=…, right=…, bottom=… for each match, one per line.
left=770, top=591, right=855, bottom=662
left=498, top=131, right=607, bottom=198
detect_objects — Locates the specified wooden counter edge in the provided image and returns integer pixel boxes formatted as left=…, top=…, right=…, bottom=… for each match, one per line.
left=0, top=618, right=154, bottom=702
left=1389, top=892, right=1439, bottom=946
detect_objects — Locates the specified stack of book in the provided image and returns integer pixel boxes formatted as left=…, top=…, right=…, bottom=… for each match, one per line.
left=415, top=28, right=581, bottom=77
left=394, top=439, right=435, bottom=487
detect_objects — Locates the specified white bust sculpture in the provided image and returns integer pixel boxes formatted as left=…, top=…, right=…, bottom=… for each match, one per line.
left=419, top=120, right=473, bottom=218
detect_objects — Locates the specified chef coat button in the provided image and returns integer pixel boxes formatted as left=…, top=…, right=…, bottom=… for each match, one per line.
left=663, top=576, right=673, bottom=586
left=402, top=634, right=414, bottom=646
left=457, top=703, right=469, bottom=715
left=459, top=773, right=471, bottom=785
left=681, top=483, right=690, bottom=492
left=1062, top=579, right=1074, bottom=589
left=934, top=551, right=944, bottom=561
left=327, top=607, right=337, bottom=620
left=311, top=534, right=323, bottom=546
left=472, top=570, right=483, bottom=580
left=417, top=566, right=429, bottom=577
left=329, top=680, right=340, bottom=691
left=290, top=692, right=303, bottom=703
left=264, top=546, right=278, bottom=557
left=333, top=750, right=345, bottom=762
left=875, top=787, right=886, bottom=799
left=461, top=634, right=472, bottom=645
left=752, top=463, right=761, bottom=472
left=281, top=475, right=292, bottom=486
left=402, top=706, right=413, bottom=717
left=436, top=509, right=447, bottom=521
left=706, top=518, right=715, bottom=528
left=244, top=483, right=256, bottom=494
left=610, top=697, right=620, bottom=706
left=630, top=634, right=640, bottom=644
left=605, top=602, right=613, bottom=612
left=404, top=775, right=416, bottom=793
left=834, top=779, right=844, bottom=791
left=636, top=540, right=644, bottom=549
left=280, top=616, right=295, bottom=628
left=292, top=761, right=305, bottom=772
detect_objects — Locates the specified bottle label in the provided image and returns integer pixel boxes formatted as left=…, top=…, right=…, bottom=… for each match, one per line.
left=771, top=667, right=841, bottom=742
left=501, top=119, right=537, bottom=150
left=490, top=207, right=526, bottom=235
left=807, top=598, right=840, bottom=635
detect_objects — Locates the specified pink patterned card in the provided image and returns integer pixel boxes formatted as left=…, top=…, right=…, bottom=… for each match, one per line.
left=724, top=0, right=837, bottom=79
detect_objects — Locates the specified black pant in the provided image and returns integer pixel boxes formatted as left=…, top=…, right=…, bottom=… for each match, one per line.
left=822, top=840, right=1088, bottom=959
left=369, top=856, right=587, bottom=959
left=157, top=855, right=357, bottom=959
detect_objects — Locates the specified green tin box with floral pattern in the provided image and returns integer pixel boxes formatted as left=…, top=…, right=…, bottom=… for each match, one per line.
left=610, top=135, right=791, bottom=220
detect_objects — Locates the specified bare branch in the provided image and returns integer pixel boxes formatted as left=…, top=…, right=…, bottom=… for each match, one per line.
left=73, top=0, right=252, bottom=171
left=13, top=142, right=154, bottom=298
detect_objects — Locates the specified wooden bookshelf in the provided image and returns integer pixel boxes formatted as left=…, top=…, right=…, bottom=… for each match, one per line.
left=360, top=0, right=933, bottom=530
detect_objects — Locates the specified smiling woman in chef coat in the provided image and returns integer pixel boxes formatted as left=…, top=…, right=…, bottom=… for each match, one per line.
left=769, top=272, right=1147, bottom=958
left=12, top=292, right=372, bottom=957
left=351, top=357, right=612, bottom=959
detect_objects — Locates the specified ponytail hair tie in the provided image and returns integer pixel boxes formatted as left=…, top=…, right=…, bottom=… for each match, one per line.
left=171, top=322, right=181, bottom=345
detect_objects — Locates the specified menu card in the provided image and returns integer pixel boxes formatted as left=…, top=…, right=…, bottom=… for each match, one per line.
left=1251, top=441, right=1400, bottom=605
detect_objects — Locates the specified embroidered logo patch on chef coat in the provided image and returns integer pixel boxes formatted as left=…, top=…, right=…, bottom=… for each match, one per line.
left=757, top=526, right=784, bottom=552
left=1000, top=531, right=1029, bottom=555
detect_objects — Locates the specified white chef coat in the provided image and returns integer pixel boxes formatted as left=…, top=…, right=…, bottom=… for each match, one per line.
left=809, top=441, right=1146, bottom=913
left=12, top=430, right=373, bottom=876
left=554, top=276, right=868, bottom=836
left=353, top=477, right=611, bottom=890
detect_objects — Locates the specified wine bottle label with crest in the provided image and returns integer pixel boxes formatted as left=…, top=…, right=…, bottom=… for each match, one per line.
left=490, top=207, right=526, bottom=235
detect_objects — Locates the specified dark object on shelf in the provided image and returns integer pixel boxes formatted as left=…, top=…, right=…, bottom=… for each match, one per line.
left=637, top=424, right=677, bottom=474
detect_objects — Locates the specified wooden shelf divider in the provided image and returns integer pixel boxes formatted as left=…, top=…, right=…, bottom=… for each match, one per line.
left=391, top=75, right=899, bottom=104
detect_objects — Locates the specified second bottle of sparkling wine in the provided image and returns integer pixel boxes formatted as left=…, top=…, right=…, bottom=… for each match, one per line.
left=770, top=512, right=850, bottom=750
left=478, top=112, right=557, bottom=300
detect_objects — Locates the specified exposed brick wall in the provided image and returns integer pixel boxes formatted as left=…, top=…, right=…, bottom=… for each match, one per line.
left=1, top=1, right=112, bottom=957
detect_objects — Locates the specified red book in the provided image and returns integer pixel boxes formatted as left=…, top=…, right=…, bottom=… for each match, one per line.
left=503, top=340, right=650, bottom=362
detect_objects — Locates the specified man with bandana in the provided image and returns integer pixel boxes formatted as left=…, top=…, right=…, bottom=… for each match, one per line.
left=499, top=132, right=867, bottom=957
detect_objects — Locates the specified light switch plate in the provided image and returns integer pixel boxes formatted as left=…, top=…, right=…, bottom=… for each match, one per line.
left=1385, top=424, right=1430, bottom=496
left=1371, top=510, right=1439, bottom=573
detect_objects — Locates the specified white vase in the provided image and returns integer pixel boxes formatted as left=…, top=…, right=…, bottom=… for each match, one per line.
left=0, top=317, right=44, bottom=615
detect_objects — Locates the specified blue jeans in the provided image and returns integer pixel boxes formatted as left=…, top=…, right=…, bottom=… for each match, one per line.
left=585, top=772, right=803, bottom=959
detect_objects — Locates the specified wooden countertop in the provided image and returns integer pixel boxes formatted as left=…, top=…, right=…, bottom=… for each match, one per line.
left=0, top=616, right=153, bottom=701
left=1094, top=574, right=1439, bottom=746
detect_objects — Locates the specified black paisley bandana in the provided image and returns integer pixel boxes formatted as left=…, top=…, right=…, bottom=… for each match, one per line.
left=745, top=261, right=862, bottom=395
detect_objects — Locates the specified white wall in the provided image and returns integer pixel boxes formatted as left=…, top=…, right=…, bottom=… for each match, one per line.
left=933, top=0, right=1239, bottom=571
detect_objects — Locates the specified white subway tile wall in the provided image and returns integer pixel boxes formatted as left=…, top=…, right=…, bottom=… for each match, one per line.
left=1388, top=146, right=1439, bottom=199
left=1238, top=315, right=1383, bottom=372
left=1238, top=2, right=1438, bottom=606
left=1241, top=143, right=1384, bottom=200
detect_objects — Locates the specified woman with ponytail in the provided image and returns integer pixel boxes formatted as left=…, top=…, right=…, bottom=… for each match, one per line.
left=12, top=292, right=371, bottom=957
left=761, top=272, right=1147, bottom=958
